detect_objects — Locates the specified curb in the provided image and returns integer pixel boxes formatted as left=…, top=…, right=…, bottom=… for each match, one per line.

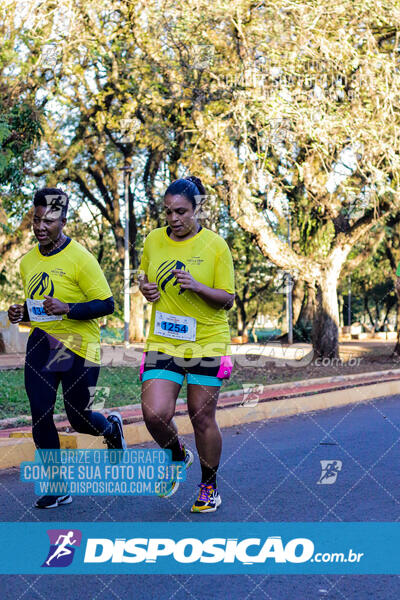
left=1, top=373, right=399, bottom=470
left=2, top=368, right=400, bottom=431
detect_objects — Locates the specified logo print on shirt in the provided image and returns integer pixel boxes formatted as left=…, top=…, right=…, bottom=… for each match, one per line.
left=27, top=272, right=55, bottom=299
left=156, top=260, right=186, bottom=293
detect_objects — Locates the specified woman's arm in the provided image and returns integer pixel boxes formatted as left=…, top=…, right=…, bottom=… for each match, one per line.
left=193, top=283, right=235, bottom=310
left=171, top=269, right=234, bottom=310
left=138, top=273, right=160, bottom=303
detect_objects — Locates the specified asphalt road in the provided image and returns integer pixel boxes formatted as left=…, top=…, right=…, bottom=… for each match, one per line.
left=1, top=395, right=400, bottom=599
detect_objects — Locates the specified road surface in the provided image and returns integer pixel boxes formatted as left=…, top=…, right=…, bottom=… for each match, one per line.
left=1, top=395, right=400, bottom=599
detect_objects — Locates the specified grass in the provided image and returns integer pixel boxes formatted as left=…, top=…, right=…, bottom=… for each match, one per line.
left=2, top=349, right=393, bottom=421
left=0, top=366, right=244, bottom=420
left=0, top=367, right=142, bottom=420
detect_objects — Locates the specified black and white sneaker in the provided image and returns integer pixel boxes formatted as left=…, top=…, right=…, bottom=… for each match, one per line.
left=104, top=412, right=127, bottom=450
left=35, top=494, right=72, bottom=509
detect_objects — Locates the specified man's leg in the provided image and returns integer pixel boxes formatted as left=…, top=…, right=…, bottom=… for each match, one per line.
left=61, top=353, right=113, bottom=437
left=24, top=329, right=72, bottom=508
left=61, top=351, right=125, bottom=449
left=24, top=329, right=61, bottom=449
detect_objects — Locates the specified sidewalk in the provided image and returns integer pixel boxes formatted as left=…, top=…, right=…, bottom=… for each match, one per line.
left=0, top=342, right=313, bottom=370
left=0, top=339, right=394, bottom=370
left=0, top=352, right=25, bottom=369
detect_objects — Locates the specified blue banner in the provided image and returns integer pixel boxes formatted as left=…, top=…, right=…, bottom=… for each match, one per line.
left=20, top=449, right=184, bottom=496
left=0, top=522, right=399, bottom=574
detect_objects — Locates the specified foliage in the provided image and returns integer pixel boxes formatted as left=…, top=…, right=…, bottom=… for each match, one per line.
left=2, top=0, right=400, bottom=354
left=340, top=236, right=397, bottom=329
left=0, top=101, right=42, bottom=190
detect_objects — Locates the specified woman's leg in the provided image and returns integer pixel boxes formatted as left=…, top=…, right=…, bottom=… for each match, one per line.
left=187, top=383, right=223, bottom=511
left=186, top=384, right=222, bottom=480
left=141, top=378, right=182, bottom=450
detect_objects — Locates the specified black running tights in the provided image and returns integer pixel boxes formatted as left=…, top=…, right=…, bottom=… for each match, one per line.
left=24, top=328, right=111, bottom=449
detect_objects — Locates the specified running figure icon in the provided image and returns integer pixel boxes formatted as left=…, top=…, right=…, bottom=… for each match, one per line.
left=45, top=531, right=77, bottom=566
left=317, top=460, right=343, bottom=485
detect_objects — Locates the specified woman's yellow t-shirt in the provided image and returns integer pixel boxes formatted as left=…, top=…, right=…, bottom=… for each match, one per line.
left=139, top=227, right=235, bottom=358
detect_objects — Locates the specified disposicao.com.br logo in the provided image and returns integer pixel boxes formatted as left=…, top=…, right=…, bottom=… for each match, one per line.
left=1, top=522, right=393, bottom=575
left=83, top=536, right=363, bottom=565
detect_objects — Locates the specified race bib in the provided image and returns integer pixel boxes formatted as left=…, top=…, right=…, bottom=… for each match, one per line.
left=26, top=298, right=62, bottom=322
left=154, top=310, right=196, bottom=342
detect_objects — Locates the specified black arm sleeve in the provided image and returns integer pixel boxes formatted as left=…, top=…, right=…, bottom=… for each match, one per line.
left=22, top=302, right=30, bottom=322
left=67, top=296, right=115, bottom=320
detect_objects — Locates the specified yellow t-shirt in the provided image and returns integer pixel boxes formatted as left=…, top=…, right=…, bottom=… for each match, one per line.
left=139, top=227, right=235, bottom=358
left=20, top=239, right=112, bottom=364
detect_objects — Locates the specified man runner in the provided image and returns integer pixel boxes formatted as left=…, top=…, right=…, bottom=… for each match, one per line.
left=8, top=188, right=125, bottom=509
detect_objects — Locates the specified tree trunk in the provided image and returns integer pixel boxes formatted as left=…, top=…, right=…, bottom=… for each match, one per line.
left=338, top=294, right=344, bottom=327
left=0, top=207, right=33, bottom=270
left=143, top=301, right=151, bottom=339
left=292, top=279, right=304, bottom=326
left=237, top=310, right=245, bottom=336
left=249, top=317, right=258, bottom=342
left=299, top=283, right=316, bottom=324
left=235, top=296, right=248, bottom=336
left=394, top=335, right=400, bottom=357
left=129, top=290, right=145, bottom=342
left=312, top=272, right=340, bottom=359
left=393, top=297, right=400, bottom=356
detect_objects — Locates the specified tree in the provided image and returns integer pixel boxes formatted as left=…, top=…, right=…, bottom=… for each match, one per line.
left=5, top=0, right=400, bottom=357
left=181, top=0, right=400, bottom=357
left=226, top=223, right=278, bottom=337
left=0, top=0, right=49, bottom=277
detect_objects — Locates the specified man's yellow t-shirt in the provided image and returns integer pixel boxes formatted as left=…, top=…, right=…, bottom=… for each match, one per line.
left=20, top=240, right=112, bottom=364
left=139, top=227, right=235, bottom=358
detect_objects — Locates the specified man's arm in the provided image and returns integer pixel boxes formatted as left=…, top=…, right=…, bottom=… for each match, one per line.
left=67, top=297, right=115, bottom=320
left=7, top=304, right=25, bottom=323
left=42, top=295, right=114, bottom=319
left=22, top=302, right=30, bottom=322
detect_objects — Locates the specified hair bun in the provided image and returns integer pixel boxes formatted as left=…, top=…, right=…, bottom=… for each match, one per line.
left=185, top=176, right=205, bottom=196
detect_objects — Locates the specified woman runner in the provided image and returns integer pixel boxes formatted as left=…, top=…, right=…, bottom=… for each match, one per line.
left=138, top=176, right=235, bottom=513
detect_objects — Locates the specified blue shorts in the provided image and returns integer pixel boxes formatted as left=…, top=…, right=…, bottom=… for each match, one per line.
left=140, top=351, right=233, bottom=387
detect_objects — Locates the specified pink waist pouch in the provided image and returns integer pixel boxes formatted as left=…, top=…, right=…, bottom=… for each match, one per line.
left=139, top=352, right=146, bottom=382
left=217, top=355, right=233, bottom=379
